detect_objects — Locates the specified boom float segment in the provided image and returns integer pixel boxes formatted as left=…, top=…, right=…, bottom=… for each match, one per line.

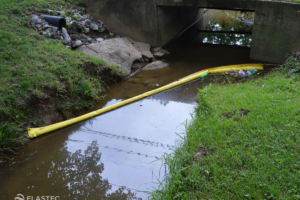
left=28, top=64, right=264, bottom=138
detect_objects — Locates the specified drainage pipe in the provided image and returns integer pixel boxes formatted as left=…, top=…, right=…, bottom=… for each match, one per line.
left=43, top=15, right=67, bottom=30
left=28, top=64, right=264, bottom=138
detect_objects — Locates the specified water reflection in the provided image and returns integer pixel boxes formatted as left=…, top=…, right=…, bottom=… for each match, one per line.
left=203, top=10, right=254, bottom=32
left=203, top=33, right=252, bottom=47
left=200, top=9, right=254, bottom=47
left=0, top=81, right=204, bottom=199
left=46, top=141, right=137, bottom=199
left=0, top=138, right=137, bottom=200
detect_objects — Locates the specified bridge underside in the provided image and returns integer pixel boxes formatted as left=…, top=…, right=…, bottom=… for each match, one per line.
left=85, top=0, right=300, bottom=63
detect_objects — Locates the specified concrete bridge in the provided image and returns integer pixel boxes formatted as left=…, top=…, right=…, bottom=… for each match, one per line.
left=85, top=0, right=300, bottom=63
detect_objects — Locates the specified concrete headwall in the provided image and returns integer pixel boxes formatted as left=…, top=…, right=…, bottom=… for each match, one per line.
left=250, top=1, right=300, bottom=63
left=85, top=0, right=198, bottom=46
left=157, top=6, right=198, bottom=45
left=85, top=0, right=300, bottom=64
left=84, top=0, right=158, bottom=45
left=155, top=0, right=257, bottom=9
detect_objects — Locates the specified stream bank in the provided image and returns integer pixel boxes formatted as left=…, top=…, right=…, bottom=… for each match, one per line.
left=150, top=59, right=300, bottom=199
left=0, top=0, right=127, bottom=165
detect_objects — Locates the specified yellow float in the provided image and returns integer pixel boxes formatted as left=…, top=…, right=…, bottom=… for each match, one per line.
left=28, top=64, right=263, bottom=138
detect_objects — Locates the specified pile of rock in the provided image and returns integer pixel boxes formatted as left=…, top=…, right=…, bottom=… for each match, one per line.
left=28, top=9, right=171, bottom=76
left=28, top=9, right=112, bottom=49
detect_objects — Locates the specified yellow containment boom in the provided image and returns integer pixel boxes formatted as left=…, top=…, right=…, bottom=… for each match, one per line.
left=28, top=64, right=264, bottom=138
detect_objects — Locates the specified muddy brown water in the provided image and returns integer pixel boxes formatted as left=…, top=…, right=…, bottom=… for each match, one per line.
left=0, top=13, right=254, bottom=200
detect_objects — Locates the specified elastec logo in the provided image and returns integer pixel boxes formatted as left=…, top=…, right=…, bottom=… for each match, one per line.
left=14, top=194, right=25, bottom=200
left=14, top=194, right=60, bottom=200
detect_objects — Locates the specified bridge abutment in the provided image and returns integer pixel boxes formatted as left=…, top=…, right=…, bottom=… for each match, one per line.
left=250, top=1, right=300, bottom=63
left=85, top=0, right=300, bottom=64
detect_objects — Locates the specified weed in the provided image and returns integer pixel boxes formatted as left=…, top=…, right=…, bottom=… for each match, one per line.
left=281, top=56, right=300, bottom=75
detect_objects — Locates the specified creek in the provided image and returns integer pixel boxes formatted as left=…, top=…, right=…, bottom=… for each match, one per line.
left=0, top=10, right=254, bottom=199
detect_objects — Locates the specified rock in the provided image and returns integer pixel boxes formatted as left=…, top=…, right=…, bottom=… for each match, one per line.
left=67, top=21, right=84, bottom=34
left=74, top=13, right=82, bottom=20
left=35, top=24, right=42, bottom=30
left=70, top=33, right=91, bottom=44
left=29, top=15, right=42, bottom=26
left=78, top=15, right=88, bottom=21
left=96, top=38, right=104, bottom=43
left=99, top=27, right=106, bottom=33
left=98, top=20, right=103, bottom=27
left=151, top=47, right=170, bottom=59
left=142, top=61, right=169, bottom=71
left=90, top=22, right=98, bottom=31
left=77, top=38, right=143, bottom=75
left=153, top=52, right=165, bottom=58
left=62, top=28, right=71, bottom=44
left=80, top=20, right=86, bottom=27
left=57, top=11, right=65, bottom=17
left=62, top=28, right=71, bottom=40
left=83, top=28, right=90, bottom=33
left=65, top=17, right=72, bottom=23
left=132, top=63, right=143, bottom=70
left=84, top=20, right=91, bottom=28
left=109, top=32, right=114, bottom=37
left=41, top=23, right=50, bottom=30
left=50, top=33, right=62, bottom=40
left=72, top=40, right=83, bottom=48
left=62, top=39, right=71, bottom=45
left=123, top=37, right=154, bottom=60
left=52, top=27, right=58, bottom=32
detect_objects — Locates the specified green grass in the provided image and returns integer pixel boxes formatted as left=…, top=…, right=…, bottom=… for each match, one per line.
left=0, top=0, right=125, bottom=157
left=151, top=58, right=300, bottom=199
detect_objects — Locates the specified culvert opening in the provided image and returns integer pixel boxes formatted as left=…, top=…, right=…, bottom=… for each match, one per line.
left=197, top=8, right=255, bottom=47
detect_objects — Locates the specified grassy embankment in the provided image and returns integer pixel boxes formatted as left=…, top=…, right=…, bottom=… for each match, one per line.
left=0, top=0, right=125, bottom=161
left=151, top=58, right=300, bottom=199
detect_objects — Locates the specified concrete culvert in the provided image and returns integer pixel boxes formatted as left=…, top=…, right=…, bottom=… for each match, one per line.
left=43, top=15, right=66, bottom=30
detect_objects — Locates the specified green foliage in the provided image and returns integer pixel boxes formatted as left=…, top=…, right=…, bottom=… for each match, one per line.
left=151, top=71, right=300, bottom=199
left=281, top=56, right=300, bottom=75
